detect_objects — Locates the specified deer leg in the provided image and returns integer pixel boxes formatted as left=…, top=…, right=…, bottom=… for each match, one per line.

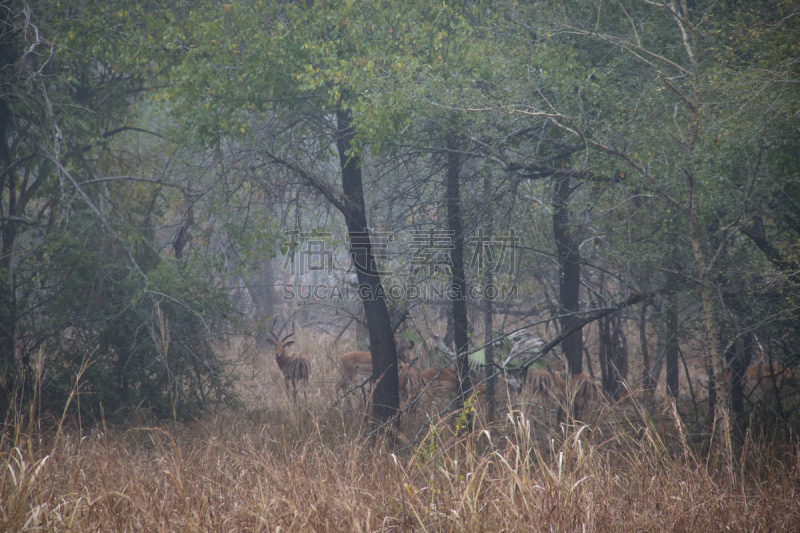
left=285, top=376, right=294, bottom=402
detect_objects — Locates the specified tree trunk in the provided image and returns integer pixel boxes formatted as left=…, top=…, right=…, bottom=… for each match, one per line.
left=613, top=312, right=629, bottom=395
left=0, top=12, right=18, bottom=413
left=443, top=301, right=455, bottom=352
left=665, top=274, right=680, bottom=399
left=253, top=260, right=277, bottom=350
left=725, top=336, right=747, bottom=437
left=686, top=172, right=724, bottom=422
left=697, top=266, right=720, bottom=424
left=722, top=285, right=753, bottom=437
left=445, top=134, right=470, bottom=408
left=483, top=174, right=495, bottom=422
left=599, top=311, right=628, bottom=399
left=336, top=109, right=398, bottom=421
left=552, top=175, right=583, bottom=374
left=598, top=312, right=610, bottom=393
left=640, top=302, right=655, bottom=392
left=583, top=326, right=596, bottom=379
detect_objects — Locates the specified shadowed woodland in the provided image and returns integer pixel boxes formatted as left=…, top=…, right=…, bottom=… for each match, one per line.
left=2, top=0, right=800, bottom=530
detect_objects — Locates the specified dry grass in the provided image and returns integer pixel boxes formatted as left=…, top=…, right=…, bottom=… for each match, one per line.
left=3, top=332, right=800, bottom=532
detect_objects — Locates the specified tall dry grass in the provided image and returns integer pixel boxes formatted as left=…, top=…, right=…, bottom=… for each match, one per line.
left=4, top=399, right=800, bottom=530
left=3, top=333, right=800, bottom=531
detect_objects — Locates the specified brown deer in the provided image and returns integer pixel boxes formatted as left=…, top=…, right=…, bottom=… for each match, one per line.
left=553, top=353, right=599, bottom=422
left=418, top=367, right=460, bottom=391
left=528, top=367, right=564, bottom=422
left=529, top=368, right=563, bottom=399
left=738, top=358, right=799, bottom=403
left=417, top=367, right=518, bottom=396
left=560, top=373, right=598, bottom=421
left=399, top=358, right=422, bottom=404
left=337, top=351, right=423, bottom=406
left=267, top=327, right=310, bottom=403
left=335, top=351, right=374, bottom=397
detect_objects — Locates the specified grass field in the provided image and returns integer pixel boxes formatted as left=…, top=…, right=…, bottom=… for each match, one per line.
left=3, top=330, right=799, bottom=532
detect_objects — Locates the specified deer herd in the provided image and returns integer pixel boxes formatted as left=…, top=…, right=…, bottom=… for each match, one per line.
left=267, top=323, right=797, bottom=422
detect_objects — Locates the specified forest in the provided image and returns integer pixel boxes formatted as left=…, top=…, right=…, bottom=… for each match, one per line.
left=1, top=0, right=800, bottom=530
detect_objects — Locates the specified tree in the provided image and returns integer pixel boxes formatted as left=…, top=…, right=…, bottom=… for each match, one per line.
left=151, top=0, right=411, bottom=419
left=503, top=0, right=800, bottom=421
left=0, top=0, right=238, bottom=420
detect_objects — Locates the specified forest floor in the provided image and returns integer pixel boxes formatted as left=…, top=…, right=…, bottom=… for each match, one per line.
left=3, top=330, right=799, bottom=532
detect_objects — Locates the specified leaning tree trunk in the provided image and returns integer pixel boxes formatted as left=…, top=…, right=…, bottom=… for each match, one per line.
left=336, top=110, right=399, bottom=421
left=552, top=175, right=583, bottom=374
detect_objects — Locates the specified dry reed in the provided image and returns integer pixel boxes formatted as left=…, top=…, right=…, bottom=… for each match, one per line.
left=3, top=335, right=799, bottom=532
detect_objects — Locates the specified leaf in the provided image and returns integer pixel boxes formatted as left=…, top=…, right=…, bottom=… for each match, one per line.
left=469, top=348, right=485, bottom=368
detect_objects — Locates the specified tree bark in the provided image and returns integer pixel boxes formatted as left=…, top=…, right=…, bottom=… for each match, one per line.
left=598, top=311, right=628, bottom=399
left=552, top=175, right=583, bottom=374
left=641, top=302, right=655, bottom=392
left=613, top=312, right=629, bottom=395
left=445, top=134, right=470, bottom=407
left=598, top=308, right=610, bottom=393
left=722, top=287, right=754, bottom=437
left=725, top=337, right=747, bottom=436
left=483, top=174, right=495, bottom=422
left=336, top=109, right=398, bottom=421
left=664, top=278, right=680, bottom=400
left=0, top=4, right=18, bottom=413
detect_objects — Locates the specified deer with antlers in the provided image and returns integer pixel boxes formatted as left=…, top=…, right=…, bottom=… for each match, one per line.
left=266, top=324, right=310, bottom=403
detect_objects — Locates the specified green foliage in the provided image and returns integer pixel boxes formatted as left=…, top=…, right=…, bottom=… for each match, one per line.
left=19, top=206, right=237, bottom=422
left=1, top=0, right=242, bottom=422
left=5, top=0, right=796, bottom=430
left=454, top=391, right=477, bottom=433
left=469, top=331, right=514, bottom=369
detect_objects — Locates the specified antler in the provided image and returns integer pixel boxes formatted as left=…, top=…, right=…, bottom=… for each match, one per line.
left=265, top=316, right=284, bottom=345
left=282, top=321, right=295, bottom=342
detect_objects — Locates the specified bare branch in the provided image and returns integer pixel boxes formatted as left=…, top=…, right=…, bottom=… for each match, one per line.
left=39, top=148, right=148, bottom=280
left=78, top=176, right=183, bottom=188
left=261, top=150, right=348, bottom=215
left=0, top=215, right=38, bottom=225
